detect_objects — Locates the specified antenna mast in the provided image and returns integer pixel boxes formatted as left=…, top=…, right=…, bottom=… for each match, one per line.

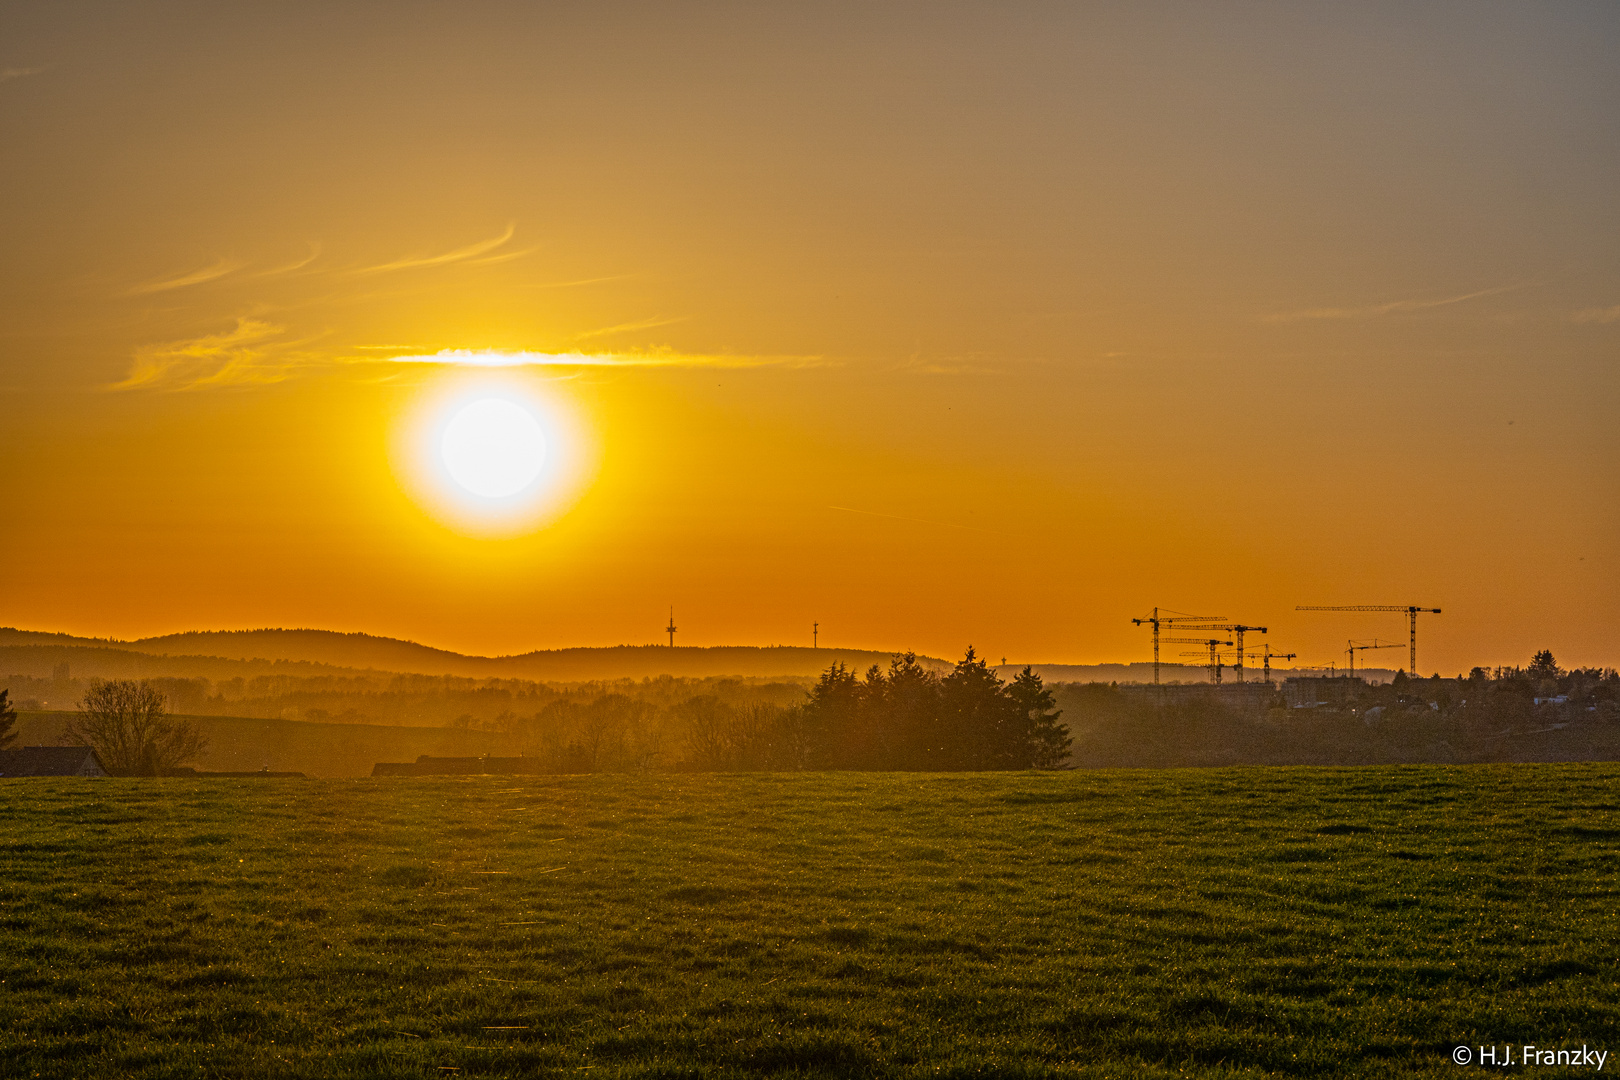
left=666, top=608, right=677, bottom=647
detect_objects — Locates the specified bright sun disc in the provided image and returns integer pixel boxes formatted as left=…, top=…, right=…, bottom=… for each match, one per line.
left=440, top=398, right=547, bottom=498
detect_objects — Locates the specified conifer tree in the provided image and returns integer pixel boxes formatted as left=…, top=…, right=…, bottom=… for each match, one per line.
left=0, top=689, right=16, bottom=750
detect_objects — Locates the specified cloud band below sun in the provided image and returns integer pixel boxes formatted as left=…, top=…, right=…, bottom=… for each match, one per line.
left=379, top=348, right=818, bottom=370
left=109, top=332, right=821, bottom=390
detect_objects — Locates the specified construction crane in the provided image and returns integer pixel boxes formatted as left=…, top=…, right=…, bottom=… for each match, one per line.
left=1165, top=622, right=1267, bottom=683
left=1131, top=608, right=1224, bottom=685
left=1242, top=644, right=1297, bottom=687
left=1346, top=638, right=1404, bottom=680
left=1296, top=605, right=1441, bottom=676
left=1164, top=637, right=1234, bottom=684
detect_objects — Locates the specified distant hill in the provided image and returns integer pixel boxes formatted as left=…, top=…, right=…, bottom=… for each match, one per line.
left=1, top=627, right=1397, bottom=686
left=0, top=643, right=381, bottom=683
left=0, top=627, right=948, bottom=681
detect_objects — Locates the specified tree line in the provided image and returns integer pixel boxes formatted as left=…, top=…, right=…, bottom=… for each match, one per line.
left=465, top=650, right=1070, bottom=772
left=792, top=650, right=1070, bottom=770
left=40, top=650, right=1070, bottom=775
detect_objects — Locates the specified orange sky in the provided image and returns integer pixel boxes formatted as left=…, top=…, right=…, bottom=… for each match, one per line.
left=2, top=3, right=1617, bottom=673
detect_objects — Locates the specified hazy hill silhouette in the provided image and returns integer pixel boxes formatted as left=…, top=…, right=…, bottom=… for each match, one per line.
left=0, top=627, right=949, bottom=681
left=0, top=642, right=369, bottom=683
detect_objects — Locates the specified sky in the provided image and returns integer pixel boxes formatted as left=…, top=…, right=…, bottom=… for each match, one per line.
left=2, top=1, right=1616, bottom=673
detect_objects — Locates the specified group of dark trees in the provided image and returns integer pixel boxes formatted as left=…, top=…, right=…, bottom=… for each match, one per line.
left=471, top=650, right=1071, bottom=773
left=794, top=650, right=1070, bottom=770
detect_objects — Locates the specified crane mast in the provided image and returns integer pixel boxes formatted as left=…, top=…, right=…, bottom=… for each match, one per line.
left=1346, top=638, right=1403, bottom=680
left=1243, top=644, right=1297, bottom=686
left=1297, top=605, right=1441, bottom=675
left=1164, top=637, right=1234, bottom=684
left=1164, top=623, right=1266, bottom=682
left=1131, top=609, right=1224, bottom=685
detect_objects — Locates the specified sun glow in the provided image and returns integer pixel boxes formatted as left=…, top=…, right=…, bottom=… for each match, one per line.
left=440, top=398, right=547, bottom=498
left=392, top=375, right=595, bottom=537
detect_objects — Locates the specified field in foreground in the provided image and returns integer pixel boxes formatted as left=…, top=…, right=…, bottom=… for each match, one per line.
left=2, top=768, right=1618, bottom=1078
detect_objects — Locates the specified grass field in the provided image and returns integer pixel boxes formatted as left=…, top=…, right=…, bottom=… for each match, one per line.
left=3, top=766, right=1618, bottom=1077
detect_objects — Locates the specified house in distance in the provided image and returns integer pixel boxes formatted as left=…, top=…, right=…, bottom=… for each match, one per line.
left=0, top=746, right=108, bottom=778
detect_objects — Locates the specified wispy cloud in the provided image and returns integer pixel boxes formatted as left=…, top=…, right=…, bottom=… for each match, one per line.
left=464, top=246, right=538, bottom=268
left=113, top=337, right=823, bottom=391
left=351, top=223, right=516, bottom=275
left=1573, top=304, right=1620, bottom=324
left=531, top=274, right=635, bottom=290
left=127, top=257, right=246, bottom=295
left=0, top=66, right=47, bottom=83
left=112, top=318, right=321, bottom=390
left=1265, top=282, right=1526, bottom=322
left=572, top=317, right=687, bottom=341
left=256, top=243, right=322, bottom=277
left=380, top=347, right=819, bottom=370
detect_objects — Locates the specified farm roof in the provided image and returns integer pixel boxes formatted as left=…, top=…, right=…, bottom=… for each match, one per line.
left=0, top=746, right=107, bottom=777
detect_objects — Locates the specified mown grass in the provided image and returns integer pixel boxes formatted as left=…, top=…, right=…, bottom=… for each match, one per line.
left=2, top=766, right=1619, bottom=1077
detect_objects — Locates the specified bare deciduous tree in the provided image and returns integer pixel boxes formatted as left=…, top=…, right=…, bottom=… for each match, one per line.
left=64, top=679, right=207, bottom=776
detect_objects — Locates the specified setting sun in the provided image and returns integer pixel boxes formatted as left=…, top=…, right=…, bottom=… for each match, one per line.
left=388, top=374, right=595, bottom=539
left=440, top=398, right=546, bottom=498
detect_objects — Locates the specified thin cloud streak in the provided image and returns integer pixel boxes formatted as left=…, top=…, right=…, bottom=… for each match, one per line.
left=256, top=243, right=322, bottom=276
left=1574, top=304, right=1620, bottom=324
left=1265, top=282, right=1527, bottom=322
left=381, top=347, right=820, bottom=369
left=531, top=274, right=636, bottom=290
left=114, top=338, right=825, bottom=391
left=573, top=317, right=687, bottom=341
left=463, top=246, right=539, bottom=268
left=351, top=223, right=516, bottom=275
left=0, top=66, right=47, bottom=82
left=127, top=257, right=246, bottom=295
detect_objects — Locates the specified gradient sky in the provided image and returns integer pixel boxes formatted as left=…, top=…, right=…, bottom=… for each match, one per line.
left=2, top=1, right=1616, bottom=673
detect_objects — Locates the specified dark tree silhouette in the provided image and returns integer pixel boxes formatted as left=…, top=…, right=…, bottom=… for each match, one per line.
left=874, top=652, right=944, bottom=769
left=0, top=689, right=16, bottom=750
left=1528, top=650, right=1561, bottom=680
left=63, top=679, right=207, bottom=776
left=1008, top=666, right=1071, bottom=768
left=939, top=647, right=1011, bottom=769
left=803, top=662, right=864, bottom=768
left=800, top=649, right=1071, bottom=771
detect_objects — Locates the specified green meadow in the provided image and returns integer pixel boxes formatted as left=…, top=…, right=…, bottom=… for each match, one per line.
left=3, top=767, right=1618, bottom=1078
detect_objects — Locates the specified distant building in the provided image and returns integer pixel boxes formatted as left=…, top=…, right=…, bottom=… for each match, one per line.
left=1284, top=676, right=1364, bottom=709
left=373, top=755, right=549, bottom=777
left=163, top=766, right=307, bottom=778
left=0, top=746, right=107, bottom=778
